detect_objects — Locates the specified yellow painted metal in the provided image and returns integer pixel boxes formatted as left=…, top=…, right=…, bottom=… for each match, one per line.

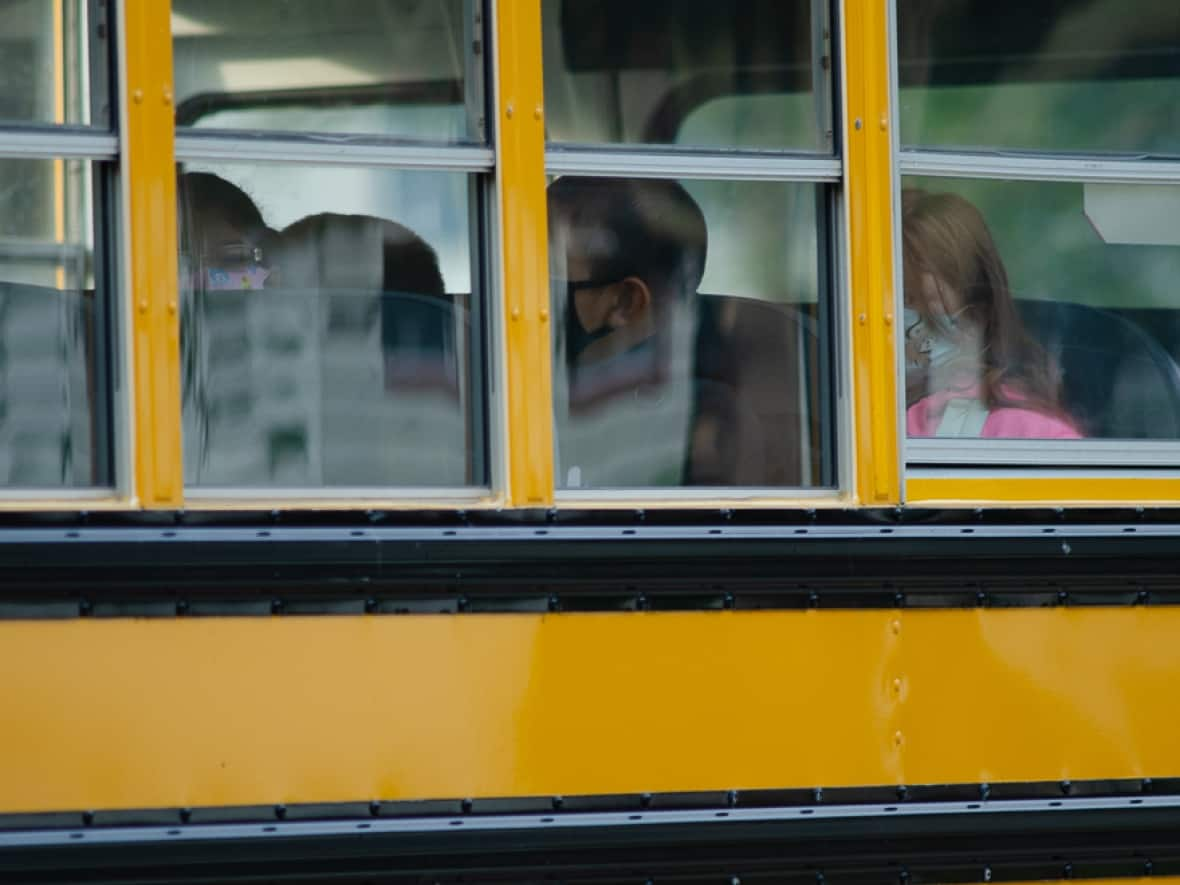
left=3, top=607, right=1180, bottom=813
left=908, top=475, right=1180, bottom=507
left=844, top=0, right=901, bottom=505
left=123, top=0, right=183, bottom=508
left=495, top=0, right=554, bottom=507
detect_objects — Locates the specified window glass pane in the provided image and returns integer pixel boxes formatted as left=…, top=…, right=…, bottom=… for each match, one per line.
left=0, top=0, right=108, bottom=127
left=901, top=177, right=1180, bottom=441
left=549, top=176, right=833, bottom=489
left=898, top=0, right=1180, bottom=156
left=177, top=164, right=483, bottom=489
left=543, top=0, right=830, bottom=151
left=0, top=157, right=111, bottom=487
left=172, top=0, right=482, bottom=142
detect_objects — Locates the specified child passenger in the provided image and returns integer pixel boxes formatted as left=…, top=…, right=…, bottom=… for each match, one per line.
left=901, top=189, right=1082, bottom=439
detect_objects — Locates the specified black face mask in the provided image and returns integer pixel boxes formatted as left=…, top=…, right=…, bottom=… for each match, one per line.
left=562, top=278, right=619, bottom=364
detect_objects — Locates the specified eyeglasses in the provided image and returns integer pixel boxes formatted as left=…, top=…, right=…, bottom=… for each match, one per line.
left=555, top=276, right=623, bottom=300
left=198, top=240, right=265, bottom=268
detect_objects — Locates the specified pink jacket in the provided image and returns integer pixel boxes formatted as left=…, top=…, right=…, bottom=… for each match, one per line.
left=907, top=387, right=1082, bottom=439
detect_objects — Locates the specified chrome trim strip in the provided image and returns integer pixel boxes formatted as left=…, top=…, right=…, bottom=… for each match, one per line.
left=908, top=438, right=1180, bottom=468
left=174, top=134, right=495, bottom=171
left=1, top=794, right=1173, bottom=849
left=0, top=130, right=117, bottom=159
left=900, top=150, right=1180, bottom=183
left=546, top=149, right=842, bottom=181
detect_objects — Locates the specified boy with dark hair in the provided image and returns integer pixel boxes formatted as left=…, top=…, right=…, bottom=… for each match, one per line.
left=547, top=176, right=708, bottom=487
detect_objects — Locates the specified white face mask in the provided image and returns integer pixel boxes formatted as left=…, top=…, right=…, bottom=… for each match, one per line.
left=903, top=306, right=961, bottom=370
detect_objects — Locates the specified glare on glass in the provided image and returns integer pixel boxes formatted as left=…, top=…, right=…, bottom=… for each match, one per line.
left=171, top=0, right=481, bottom=142
left=543, top=0, right=830, bottom=151
left=897, top=0, right=1180, bottom=156
left=177, top=164, right=483, bottom=489
left=0, top=0, right=106, bottom=127
left=0, top=157, right=108, bottom=488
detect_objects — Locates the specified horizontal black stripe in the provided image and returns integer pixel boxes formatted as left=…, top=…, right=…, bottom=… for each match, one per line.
left=2, top=784, right=1179, bottom=883
left=0, top=512, right=1179, bottom=613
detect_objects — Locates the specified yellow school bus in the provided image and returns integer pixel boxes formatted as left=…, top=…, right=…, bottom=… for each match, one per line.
left=2, top=0, right=1180, bottom=881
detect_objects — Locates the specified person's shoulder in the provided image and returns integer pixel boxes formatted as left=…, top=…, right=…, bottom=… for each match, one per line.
left=984, top=406, right=1082, bottom=439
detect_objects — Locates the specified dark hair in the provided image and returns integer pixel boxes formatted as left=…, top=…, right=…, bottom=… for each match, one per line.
left=547, top=176, right=707, bottom=303
left=280, top=213, right=444, bottom=297
left=176, top=171, right=267, bottom=246
left=902, top=188, right=1068, bottom=420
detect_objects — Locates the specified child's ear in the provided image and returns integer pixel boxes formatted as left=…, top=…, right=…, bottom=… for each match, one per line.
left=605, top=276, right=652, bottom=328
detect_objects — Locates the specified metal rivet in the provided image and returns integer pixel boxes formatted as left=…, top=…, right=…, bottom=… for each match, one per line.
left=891, top=619, right=901, bottom=635
left=879, top=116, right=888, bottom=131
left=138, top=299, right=149, bottom=313
left=132, top=89, right=143, bottom=103
left=511, top=306, right=521, bottom=320
left=534, top=105, right=543, bottom=120
left=539, top=308, right=549, bottom=322
left=892, top=677, right=902, bottom=694
left=505, top=103, right=514, bottom=119
left=884, top=313, right=894, bottom=326
left=894, top=730, right=904, bottom=747
left=858, top=312, right=867, bottom=324
left=162, top=88, right=173, bottom=106
left=167, top=300, right=177, bottom=314
left=854, top=118, right=863, bottom=130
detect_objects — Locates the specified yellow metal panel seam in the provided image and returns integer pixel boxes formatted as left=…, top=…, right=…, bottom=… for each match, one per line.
left=494, top=0, right=554, bottom=507
left=123, top=0, right=183, bottom=508
left=844, top=0, right=901, bottom=505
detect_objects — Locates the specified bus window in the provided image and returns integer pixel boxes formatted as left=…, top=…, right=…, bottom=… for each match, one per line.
left=0, top=2, right=114, bottom=492
left=542, top=0, right=830, bottom=152
left=0, top=0, right=107, bottom=128
left=0, top=158, right=108, bottom=489
left=543, top=0, right=837, bottom=492
left=898, top=0, right=1180, bottom=156
left=172, top=1, right=490, bottom=495
left=177, top=165, right=481, bottom=489
left=171, top=0, right=480, bottom=142
left=548, top=177, right=830, bottom=489
left=901, top=179, right=1180, bottom=443
left=898, top=1, right=1180, bottom=458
